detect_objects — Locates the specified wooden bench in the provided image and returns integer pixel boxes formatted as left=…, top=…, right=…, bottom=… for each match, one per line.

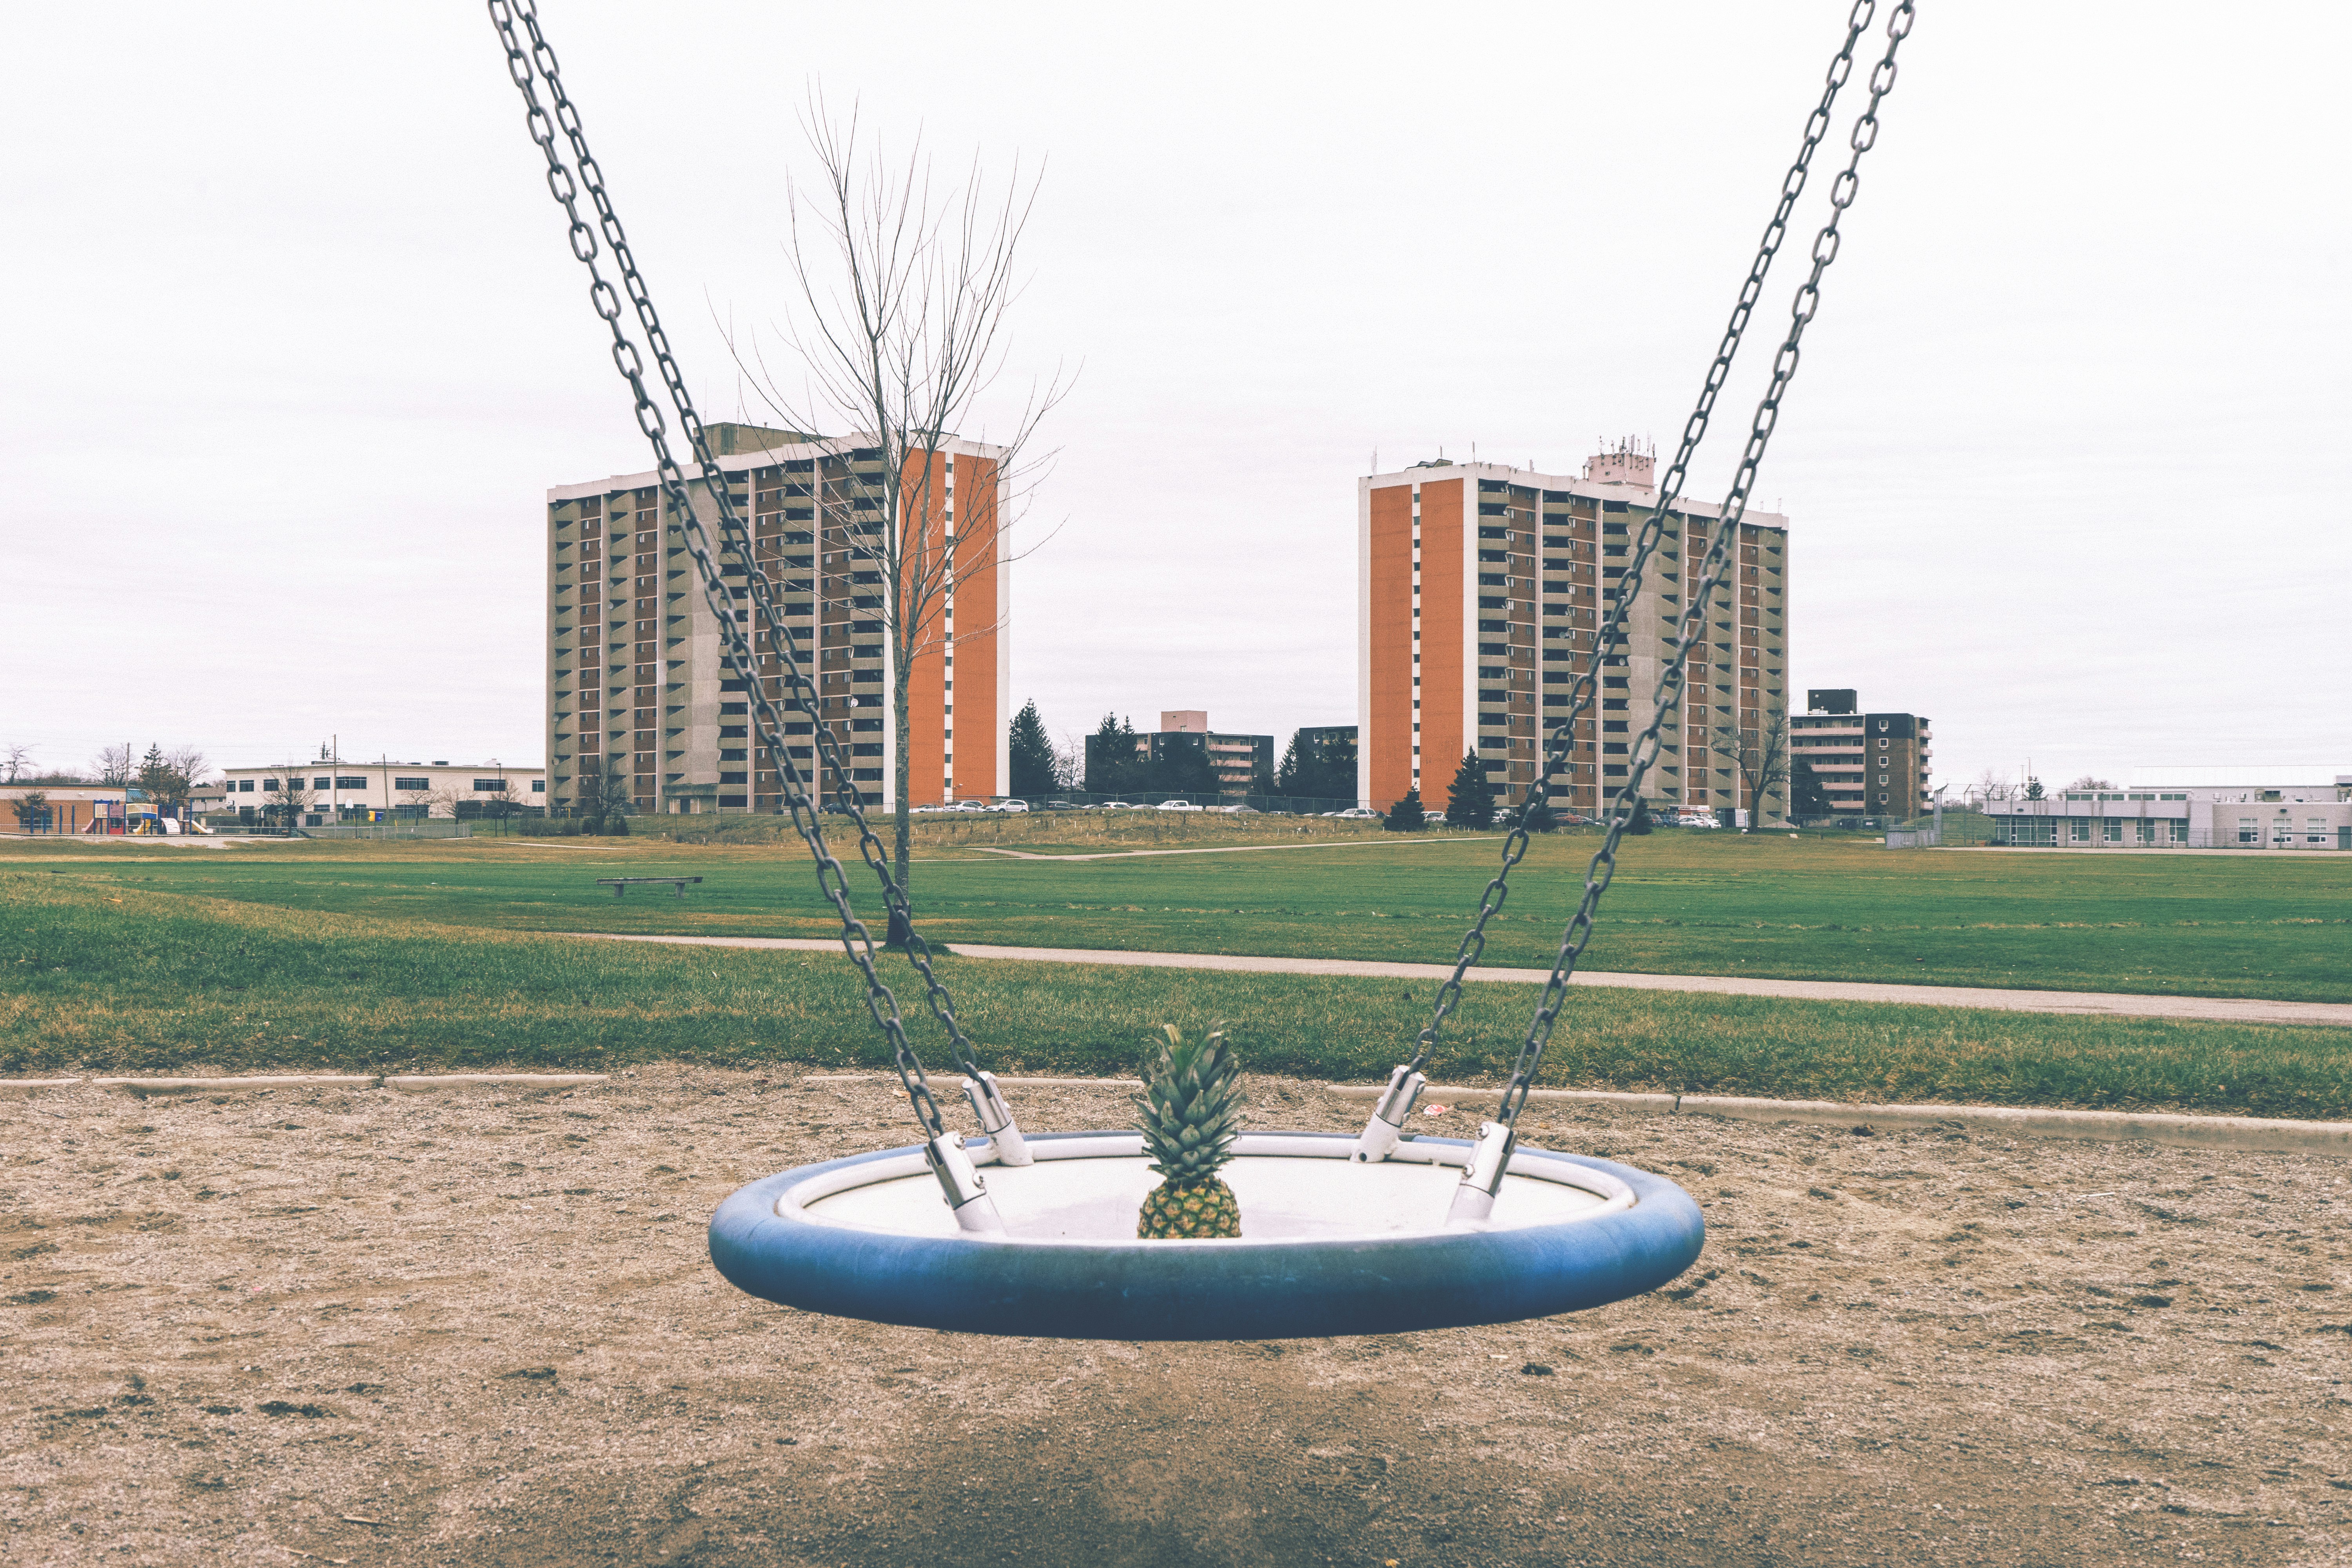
left=595, top=876, right=704, bottom=899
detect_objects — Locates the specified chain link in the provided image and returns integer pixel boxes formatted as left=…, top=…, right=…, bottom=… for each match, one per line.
left=1487, top=0, right=1916, bottom=1132
left=488, top=0, right=985, bottom=1136
left=1406, top=0, right=1883, bottom=1078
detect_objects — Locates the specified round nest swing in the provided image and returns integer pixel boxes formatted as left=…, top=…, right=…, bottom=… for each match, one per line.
left=486, top=0, right=1917, bottom=1339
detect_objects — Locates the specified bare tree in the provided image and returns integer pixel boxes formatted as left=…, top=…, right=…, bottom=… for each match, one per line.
left=92, top=743, right=135, bottom=787
left=1052, top=728, right=1087, bottom=792
left=2, top=743, right=29, bottom=784
left=166, top=746, right=209, bottom=792
left=1971, top=766, right=2011, bottom=804
left=477, top=769, right=521, bottom=829
left=733, top=96, right=1066, bottom=936
left=2065, top=774, right=2115, bottom=791
left=1711, top=710, right=1790, bottom=829
left=264, top=766, right=315, bottom=828
left=397, top=782, right=441, bottom=820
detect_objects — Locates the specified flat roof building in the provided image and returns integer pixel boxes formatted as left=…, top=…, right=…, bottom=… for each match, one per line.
left=1984, top=771, right=2351, bottom=850
left=1790, top=697, right=1933, bottom=818
left=216, top=760, right=545, bottom=821
left=545, top=423, right=1011, bottom=816
left=1357, top=444, right=1789, bottom=817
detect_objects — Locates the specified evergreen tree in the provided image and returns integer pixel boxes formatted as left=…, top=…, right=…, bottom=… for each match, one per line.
left=1085, top=713, right=1142, bottom=795
left=1007, top=699, right=1055, bottom=797
left=1148, top=737, right=1219, bottom=799
left=1788, top=755, right=1831, bottom=817
left=1384, top=788, right=1427, bottom=832
left=1445, top=751, right=1495, bottom=829
left=1622, top=795, right=1653, bottom=835
left=1274, top=733, right=1309, bottom=796
left=1513, top=795, right=1555, bottom=833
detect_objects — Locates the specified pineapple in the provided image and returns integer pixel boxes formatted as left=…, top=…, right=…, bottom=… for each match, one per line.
left=1134, top=1023, right=1245, bottom=1240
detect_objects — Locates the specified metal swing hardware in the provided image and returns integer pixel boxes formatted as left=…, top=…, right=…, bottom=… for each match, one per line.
left=1369, top=0, right=1914, bottom=1191
left=924, top=1134, right=1006, bottom=1235
left=962, top=1072, right=1033, bottom=1167
left=1350, top=1065, right=1426, bottom=1163
left=488, top=0, right=1018, bottom=1164
left=1445, top=1120, right=1518, bottom=1226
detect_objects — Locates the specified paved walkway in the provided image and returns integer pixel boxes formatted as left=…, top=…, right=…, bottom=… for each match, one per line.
left=564, top=932, right=2352, bottom=1029
left=971, top=836, right=1499, bottom=862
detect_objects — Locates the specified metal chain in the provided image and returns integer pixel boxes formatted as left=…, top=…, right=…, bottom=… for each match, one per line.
left=487, top=0, right=982, bottom=1136
left=1405, top=0, right=1883, bottom=1077
left=1490, top=0, right=1916, bottom=1132
left=499, top=3, right=985, bottom=1088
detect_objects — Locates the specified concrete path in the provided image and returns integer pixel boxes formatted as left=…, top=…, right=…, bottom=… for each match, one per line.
left=564, top=932, right=2352, bottom=1029
left=971, top=836, right=1499, bottom=862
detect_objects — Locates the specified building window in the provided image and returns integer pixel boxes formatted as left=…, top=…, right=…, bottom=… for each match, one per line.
left=532, top=780, right=544, bottom=792
left=239, top=779, right=256, bottom=792
left=2103, top=820, right=2122, bottom=843
left=472, top=779, right=507, bottom=792
left=395, top=777, right=430, bottom=792
left=336, top=776, right=367, bottom=790
left=2071, top=819, right=2091, bottom=842
left=2238, top=817, right=2257, bottom=844
left=313, top=777, right=331, bottom=789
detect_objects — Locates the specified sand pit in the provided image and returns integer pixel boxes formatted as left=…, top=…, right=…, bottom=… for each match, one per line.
left=3, top=1068, right=2348, bottom=1566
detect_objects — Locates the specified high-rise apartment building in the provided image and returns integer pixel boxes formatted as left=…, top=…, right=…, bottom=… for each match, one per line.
left=544, top=423, right=1010, bottom=817
left=1357, top=445, right=1790, bottom=818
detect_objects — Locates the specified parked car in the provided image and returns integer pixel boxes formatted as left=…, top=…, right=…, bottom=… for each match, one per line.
left=1328, top=806, right=1379, bottom=820
left=1674, top=812, right=1719, bottom=829
left=989, top=799, right=1029, bottom=813
left=1217, top=803, right=1259, bottom=815
left=1156, top=799, right=1200, bottom=813
left=1039, top=799, right=1076, bottom=812
left=1099, top=801, right=1135, bottom=811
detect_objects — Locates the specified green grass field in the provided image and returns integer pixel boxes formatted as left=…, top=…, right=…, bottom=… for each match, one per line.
left=5, top=873, right=2348, bottom=1118
left=9, top=826, right=2347, bottom=1001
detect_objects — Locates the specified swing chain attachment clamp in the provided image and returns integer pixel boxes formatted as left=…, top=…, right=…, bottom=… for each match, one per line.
left=1350, top=1065, right=1427, bottom=1163
left=924, top=1134, right=1007, bottom=1235
left=1445, top=1120, right=1518, bottom=1226
left=962, top=1071, right=1034, bottom=1167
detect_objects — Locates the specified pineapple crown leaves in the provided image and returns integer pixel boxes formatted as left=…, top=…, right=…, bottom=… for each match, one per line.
left=1134, top=1022, right=1244, bottom=1185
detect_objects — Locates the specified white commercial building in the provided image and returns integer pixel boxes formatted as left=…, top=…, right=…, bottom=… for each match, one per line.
left=1984, top=768, right=2351, bottom=851
left=216, top=760, right=545, bottom=822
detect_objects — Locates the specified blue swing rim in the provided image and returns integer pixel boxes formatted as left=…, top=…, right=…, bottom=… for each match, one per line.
left=708, top=1130, right=1704, bottom=1340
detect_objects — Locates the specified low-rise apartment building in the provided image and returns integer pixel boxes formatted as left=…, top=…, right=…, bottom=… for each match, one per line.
left=1985, top=769, right=2351, bottom=849
left=1085, top=711, right=1274, bottom=797
left=1789, top=690, right=1932, bottom=817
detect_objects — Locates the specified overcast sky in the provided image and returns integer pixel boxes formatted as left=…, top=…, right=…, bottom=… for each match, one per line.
left=5, top=2, right=2345, bottom=794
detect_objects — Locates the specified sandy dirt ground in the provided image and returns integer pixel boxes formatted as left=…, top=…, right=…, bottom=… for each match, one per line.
left=4, top=1068, right=2349, bottom=1567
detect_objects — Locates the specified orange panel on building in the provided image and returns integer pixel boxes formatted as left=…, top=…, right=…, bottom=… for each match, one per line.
left=1417, top=479, right=1464, bottom=806
left=901, top=449, right=950, bottom=806
left=950, top=453, right=1001, bottom=800
left=1367, top=485, right=1414, bottom=811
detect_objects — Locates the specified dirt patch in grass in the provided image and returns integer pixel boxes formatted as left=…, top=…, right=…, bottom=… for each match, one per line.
left=4, top=1069, right=2348, bottom=1565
